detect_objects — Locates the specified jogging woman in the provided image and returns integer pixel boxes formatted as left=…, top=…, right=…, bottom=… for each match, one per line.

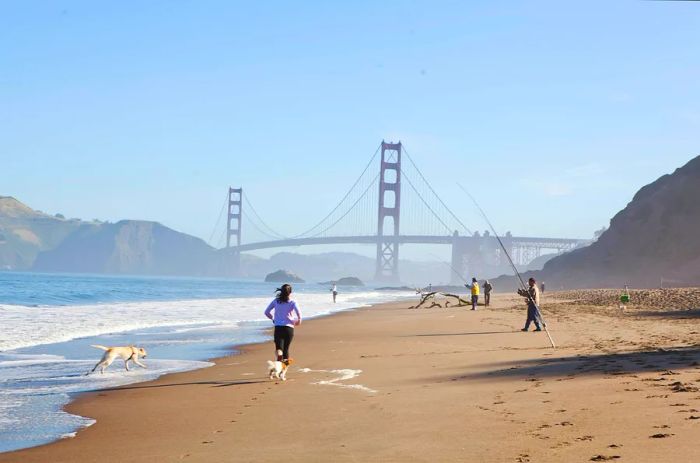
left=264, top=283, right=302, bottom=361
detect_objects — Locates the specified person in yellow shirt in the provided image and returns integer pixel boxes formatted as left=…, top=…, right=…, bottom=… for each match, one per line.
left=469, top=277, right=480, bottom=310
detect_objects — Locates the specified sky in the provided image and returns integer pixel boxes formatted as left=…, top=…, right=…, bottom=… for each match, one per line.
left=1, top=1, right=699, bottom=260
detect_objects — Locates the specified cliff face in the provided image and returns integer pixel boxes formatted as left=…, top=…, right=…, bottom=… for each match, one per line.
left=33, top=220, right=217, bottom=276
left=541, top=155, right=700, bottom=288
left=0, top=196, right=86, bottom=269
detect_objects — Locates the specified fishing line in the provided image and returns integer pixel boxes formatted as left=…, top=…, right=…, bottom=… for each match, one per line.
left=428, top=252, right=469, bottom=286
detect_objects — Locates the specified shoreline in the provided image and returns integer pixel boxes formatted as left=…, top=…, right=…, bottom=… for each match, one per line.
left=2, top=291, right=699, bottom=462
left=0, top=300, right=388, bottom=461
left=0, top=286, right=411, bottom=453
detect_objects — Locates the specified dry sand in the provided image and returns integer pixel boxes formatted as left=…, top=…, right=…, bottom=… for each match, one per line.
left=2, top=290, right=699, bottom=462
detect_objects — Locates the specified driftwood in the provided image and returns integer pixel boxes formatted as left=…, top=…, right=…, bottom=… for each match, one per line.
left=409, top=292, right=470, bottom=309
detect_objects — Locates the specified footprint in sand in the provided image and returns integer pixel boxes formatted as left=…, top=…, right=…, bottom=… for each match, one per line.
left=649, top=433, right=673, bottom=438
left=590, top=455, right=620, bottom=461
left=201, top=440, right=214, bottom=444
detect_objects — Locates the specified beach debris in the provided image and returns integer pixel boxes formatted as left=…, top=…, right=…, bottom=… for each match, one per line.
left=590, top=456, right=620, bottom=461
left=409, top=291, right=469, bottom=309
left=669, top=381, right=699, bottom=393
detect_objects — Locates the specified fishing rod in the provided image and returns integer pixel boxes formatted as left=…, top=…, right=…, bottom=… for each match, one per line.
left=457, top=183, right=556, bottom=348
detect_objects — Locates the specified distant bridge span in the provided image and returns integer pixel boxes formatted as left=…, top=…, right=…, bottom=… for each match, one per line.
left=233, top=233, right=587, bottom=283
left=236, top=234, right=585, bottom=253
left=223, top=141, right=589, bottom=283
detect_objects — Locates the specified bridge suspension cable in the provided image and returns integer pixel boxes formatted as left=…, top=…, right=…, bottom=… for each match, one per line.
left=305, top=173, right=380, bottom=238
left=207, top=193, right=229, bottom=246
left=399, top=166, right=454, bottom=235
left=402, top=146, right=472, bottom=236
left=242, top=193, right=288, bottom=240
left=291, top=142, right=382, bottom=239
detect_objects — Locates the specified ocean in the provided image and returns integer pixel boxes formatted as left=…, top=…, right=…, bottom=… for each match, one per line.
left=0, top=271, right=410, bottom=453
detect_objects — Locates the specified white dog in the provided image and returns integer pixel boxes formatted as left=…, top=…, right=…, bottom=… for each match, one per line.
left=88, top=345, right=148, bottom=374
left=267, top=349, right=293, bottom=381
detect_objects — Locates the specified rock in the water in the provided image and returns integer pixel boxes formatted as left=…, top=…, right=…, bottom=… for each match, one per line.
left=335, top=276, right=364, bottom=286
left=265, top=269, right=305, bottom=283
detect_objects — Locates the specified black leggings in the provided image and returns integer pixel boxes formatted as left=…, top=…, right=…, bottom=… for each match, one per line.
left=274, top=326, right=294, bottom=360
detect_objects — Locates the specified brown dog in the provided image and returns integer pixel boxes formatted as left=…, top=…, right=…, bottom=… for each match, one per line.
left=267, top=349, right=293, bottom=381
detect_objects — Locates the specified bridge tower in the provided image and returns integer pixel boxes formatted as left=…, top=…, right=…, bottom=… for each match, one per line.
left=227, top=187, right=242, bottom=273
left=375, top=141, right=402, bottom=282
left=227, top=187, right=242, bottom=248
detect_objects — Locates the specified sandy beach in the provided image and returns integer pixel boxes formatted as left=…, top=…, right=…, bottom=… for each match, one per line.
left=2, top=290, right=699, bottom=463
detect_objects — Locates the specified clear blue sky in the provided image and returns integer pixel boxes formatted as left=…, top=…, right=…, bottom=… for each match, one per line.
left=1, top=1, right=698, bottom=259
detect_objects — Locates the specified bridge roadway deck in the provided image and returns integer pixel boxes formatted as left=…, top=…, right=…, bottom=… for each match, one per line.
left=234, top=235, right=587, bottom=252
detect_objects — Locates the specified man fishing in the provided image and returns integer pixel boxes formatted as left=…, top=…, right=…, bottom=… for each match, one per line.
left=519, top=277, right=542, bottom=331
left=468, top=277, right=480, bottom=310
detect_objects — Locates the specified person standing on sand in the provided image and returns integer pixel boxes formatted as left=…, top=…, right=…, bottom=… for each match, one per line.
left=519, top=277, right=542, bottom=332
left=483, top=280, right=493, bottom=307
left=467, top=277, right=480, bottom=310
left=331, top=283, right=338, bottom=303
left=264, top=284, right=302, bottom=361
left=540, top=281, right=545, bottom=294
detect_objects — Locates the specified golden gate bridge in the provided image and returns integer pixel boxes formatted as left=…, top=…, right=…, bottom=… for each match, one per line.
left=213, top=141, right=587, bottom=283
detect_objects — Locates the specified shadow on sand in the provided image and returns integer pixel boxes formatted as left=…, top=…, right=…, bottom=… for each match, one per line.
left=441, top=347, right=700, bottom=382
left=399, top=330, right=518, bottom=338
left=95, top=379, right=267, bottom=392
left=632, top=308, right=700, bottom=319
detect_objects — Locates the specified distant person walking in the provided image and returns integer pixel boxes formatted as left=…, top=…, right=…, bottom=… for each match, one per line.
left=331, top=283, right=338, bottom=303
left=483, top=280, right=493, bottom=307
left=519, top=277, right=542, bottom=332
left=468, top=277, right=480, bottom=310
left=264, top=284, right=302, bottom=361
left=540, top=281, right=545, bottom=294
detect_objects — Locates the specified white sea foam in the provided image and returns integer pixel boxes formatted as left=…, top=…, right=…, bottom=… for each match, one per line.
left=0, top=353, right=212, bottom=452
left=299, top=367, right=377, bottom=393
left=0, top=290, right=409, bottom=352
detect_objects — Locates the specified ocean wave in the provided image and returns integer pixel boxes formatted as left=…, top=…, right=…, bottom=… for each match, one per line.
left=0, top=290, right=410, bottom=352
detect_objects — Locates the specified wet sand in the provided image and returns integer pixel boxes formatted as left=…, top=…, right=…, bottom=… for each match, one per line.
left=1, top=291, right=699, bottom=462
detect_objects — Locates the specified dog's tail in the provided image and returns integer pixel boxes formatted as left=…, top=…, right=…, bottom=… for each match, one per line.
left=267, top=360, right=276, bottom=368
left=90, top=344, right=109, bottom=351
